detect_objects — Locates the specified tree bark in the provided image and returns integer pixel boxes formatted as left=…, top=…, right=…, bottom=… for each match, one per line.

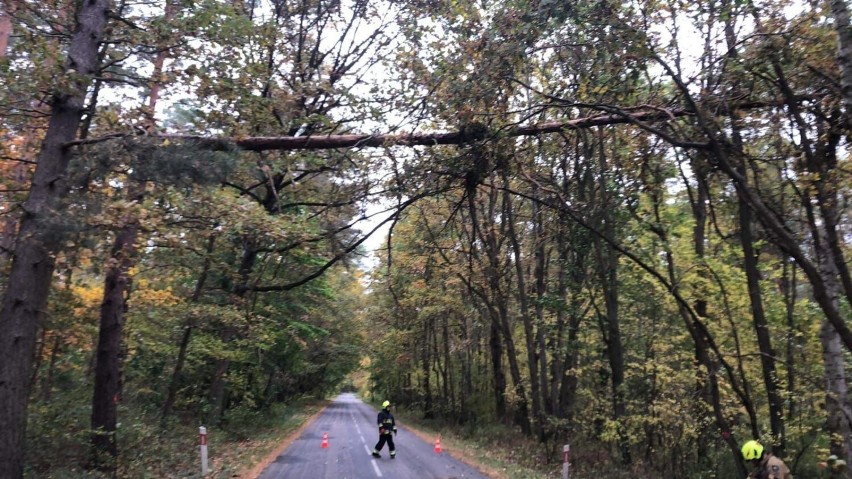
left=490, top=186, right=531, bottom=435
left=592, top=135, right=629, bottom=463
left=503, top=173, right=544, bottom=438
left=208, top=354, right=231, bottom=422
left=90, top=186, right=142, bottom=470
left=0, top=162, right=29, bottom=263
left=720, top=48, right=787, bottom=447
left=440, top=310, right=452, bottom=415
left=458, top=300, right=474, bottom=424
left=0, top=0, right=109, bottom=475
left=531, top=186, right=552, bottom=418
left=728, top=117, right=786, bottom=455
left=463, top=183, right=508, bottom=421
left=420, top=317, right=434, bottom=419
left=738, top=192, right=786, bottom=454
left=467, top=179, right=530, bottom=433
left=818, top=237, right=852, bottom=477
left=489, top=309, right=507, bottom=419
left=782, top=260, right=798, bottom=422
left=0, top=1, right=13, bottom=57
left=554, top=151, right=590, bottom=422
left=830, top=0, right=852, bottom=122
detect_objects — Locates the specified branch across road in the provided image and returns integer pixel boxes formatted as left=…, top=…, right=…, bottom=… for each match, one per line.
left=65, top=96, right=812, bottom=152
left=256, top=393, right=492, bottom=479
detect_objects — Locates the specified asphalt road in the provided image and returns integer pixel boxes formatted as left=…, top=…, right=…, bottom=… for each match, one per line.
left=256, top=393, right=492, bottom=479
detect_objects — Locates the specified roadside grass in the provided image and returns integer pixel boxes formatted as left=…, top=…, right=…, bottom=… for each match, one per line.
left=25, top=398, right=327, bottom=479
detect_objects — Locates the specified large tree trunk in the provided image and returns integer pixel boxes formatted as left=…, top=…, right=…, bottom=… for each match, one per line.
left=818, top=238, right=852, bottom=477
left=420, top=317, right=434, bottom=419
left=738, top=194, right=786, bottom=455
left=489, top=310, right=507, bottom=419
left=595, top=232, right=628, bottom=462
left=494, top=289, right=532, bottom=435
left=208, top=355, right=231, bottom=422
left=554, top=153, right=590, bottom=423
left=0, top=163, right=29, bottom=264
left=553, top=228, right=587, bottom=422
left=807, top=130, right=852, bottom=321
left=830, top=0, right=852, bottom=121
left=782, top=260, right=798, bottom=421
left=0, top=0, right=109, bottom=475
left=666, top=249, right=749, bottom=478
left=463, top=182, right=508, bottom=421
left=90, top=208, right=140, bottom=470
left=0, top=1, right=48, bottom=267
left=549, top=232, right=568, bottom=417
left=726, top=98, right=787, bottom=454
left=442, top=312, right=453, bottom=414
left=458, top=299, right=474, bottom=424
left=490, top=186, right=531, bottom=436
left=0, top=1, right=13, bottom=56
left=161, top=320, right=194, bottom=421
left=592, top=136, right=629, bottom=463
left=687, top=154, right=709, bottom=318
left=531, top=186, right=552, bottom=418
left=503, top=173, right=544, bottom=438
left=90, top=0, right=173, bottom=439
left=467, top=179, right=531, bottom=434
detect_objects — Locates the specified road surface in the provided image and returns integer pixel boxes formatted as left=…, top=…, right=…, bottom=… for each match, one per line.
left=257, top=393, right=492, bottom=479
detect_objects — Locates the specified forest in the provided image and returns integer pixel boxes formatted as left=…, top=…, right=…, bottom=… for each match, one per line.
left=1, top=0, right=851, bottom=477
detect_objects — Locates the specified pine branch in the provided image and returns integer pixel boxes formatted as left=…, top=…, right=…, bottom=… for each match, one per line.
left=65, top=97, right=808, bottom=152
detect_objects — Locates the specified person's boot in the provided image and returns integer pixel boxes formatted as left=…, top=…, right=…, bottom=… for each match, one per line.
left=371, top=451, right=381, bottom=458
left=390, top=452, right=396, bottom=460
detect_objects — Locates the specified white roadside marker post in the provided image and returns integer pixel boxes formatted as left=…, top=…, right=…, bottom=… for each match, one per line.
left=200, top=426, right=209, bottom=475
left=562, top=444, right=570, bottom=479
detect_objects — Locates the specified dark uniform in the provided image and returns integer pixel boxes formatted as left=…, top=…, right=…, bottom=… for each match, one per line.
left=371, top=406, right=397, bottom=458
left=749, top=453, right=792, bottom=479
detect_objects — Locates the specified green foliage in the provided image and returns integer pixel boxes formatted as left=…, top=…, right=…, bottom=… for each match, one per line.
left=3, top=0, right=850, bottom=475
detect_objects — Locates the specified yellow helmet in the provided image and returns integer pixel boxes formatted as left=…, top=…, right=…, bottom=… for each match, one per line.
left=382, top=400, right=391, bottom=408
left=742, top=440, right=764, bottom=460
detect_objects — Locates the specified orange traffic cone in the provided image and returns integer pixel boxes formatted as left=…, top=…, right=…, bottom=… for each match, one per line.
left=321, top=432, right=329, bottom=449
left=434, top=436, right=442, bottom=454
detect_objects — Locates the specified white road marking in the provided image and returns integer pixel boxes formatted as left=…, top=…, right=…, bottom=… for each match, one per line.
left=351, top=412, right=366, bottom=443
left=364, top=445, right=383, bottom=477
left=352, top=401, right=382, bottom=477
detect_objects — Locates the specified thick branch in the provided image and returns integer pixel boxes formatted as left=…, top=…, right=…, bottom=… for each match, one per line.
left=66, top=98, right=803, bottom=152
left=172, top=112, right=690, bottom=150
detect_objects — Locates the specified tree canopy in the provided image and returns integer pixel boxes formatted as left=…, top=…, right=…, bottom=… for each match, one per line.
left=1, top=0, right=851, bottom=477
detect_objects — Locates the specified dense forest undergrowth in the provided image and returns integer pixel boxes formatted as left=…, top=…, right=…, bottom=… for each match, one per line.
left=26, top=395, right=326, bottom=478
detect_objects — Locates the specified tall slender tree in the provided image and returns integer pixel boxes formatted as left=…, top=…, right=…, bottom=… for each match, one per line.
left=0, top=0, right=110, bottom=475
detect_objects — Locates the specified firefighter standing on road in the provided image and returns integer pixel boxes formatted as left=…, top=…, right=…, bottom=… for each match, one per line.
left=742, top=440, right=792, bottom=479
left=372, top=400, right=397, bottom=459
